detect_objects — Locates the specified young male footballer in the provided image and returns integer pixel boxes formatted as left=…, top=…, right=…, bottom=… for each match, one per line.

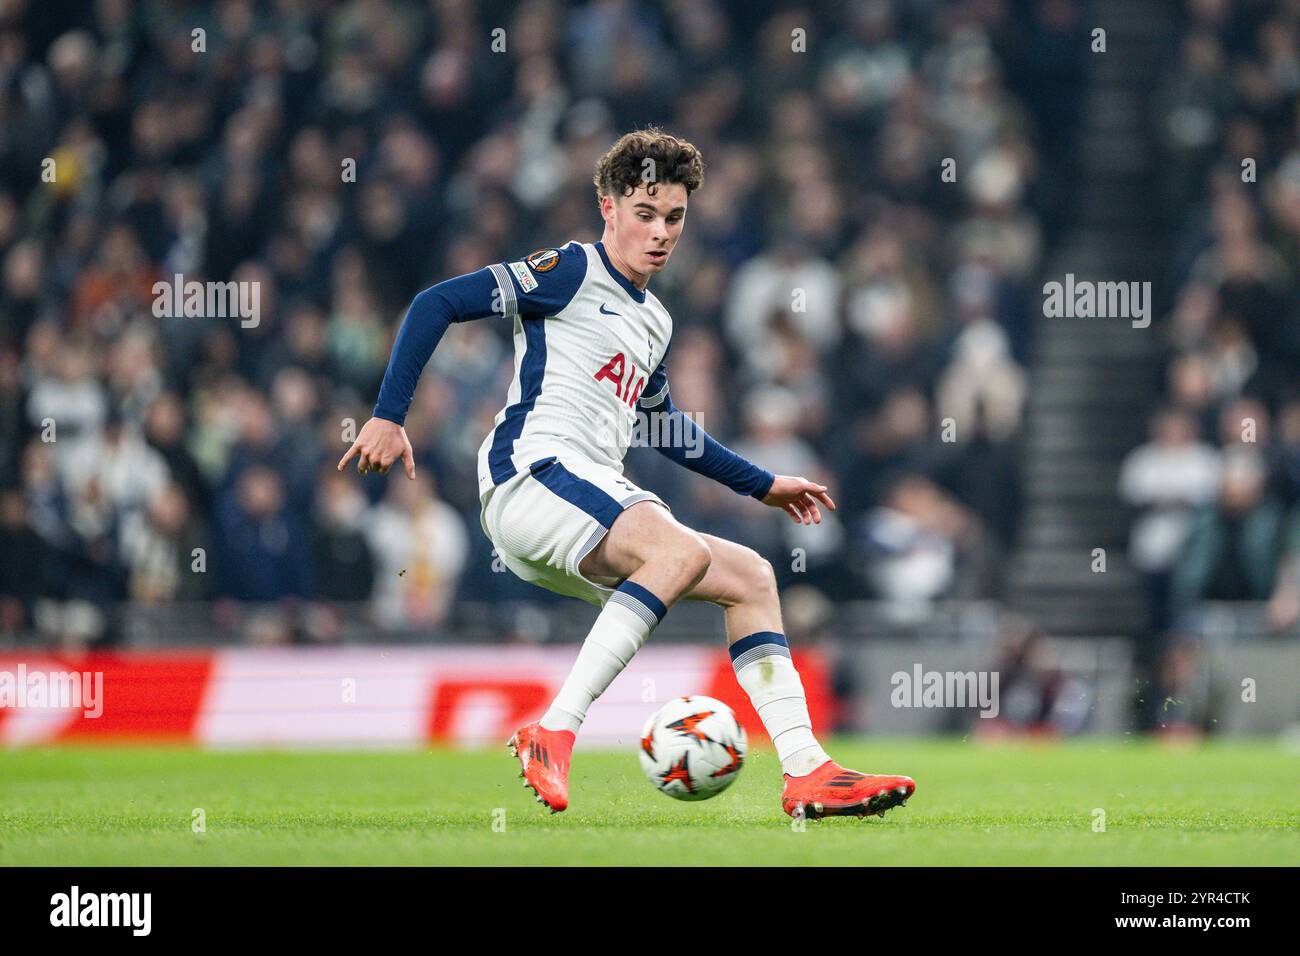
left=339, top=128, right=916, bottom=818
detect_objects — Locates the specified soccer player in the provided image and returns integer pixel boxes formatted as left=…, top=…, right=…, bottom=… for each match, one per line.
left=338, top=128, right=916, bottom=819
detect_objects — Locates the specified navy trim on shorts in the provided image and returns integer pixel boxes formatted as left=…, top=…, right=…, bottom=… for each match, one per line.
left=527, top=457, right=623, bottom=529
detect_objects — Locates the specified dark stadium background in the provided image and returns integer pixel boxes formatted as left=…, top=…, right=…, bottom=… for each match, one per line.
left=0, top=0, right=1296, bottom=745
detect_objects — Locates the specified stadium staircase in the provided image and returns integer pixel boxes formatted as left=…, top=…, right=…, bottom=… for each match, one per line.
left=1004, top=0, right=1176, bottom=639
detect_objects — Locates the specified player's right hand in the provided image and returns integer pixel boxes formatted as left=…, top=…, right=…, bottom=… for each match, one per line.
left=337, top=417, right=416, bottom=479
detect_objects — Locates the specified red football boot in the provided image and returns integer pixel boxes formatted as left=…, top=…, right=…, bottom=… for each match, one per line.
left=507, top=721, right=575, bottom=813
left=782, top=760, right=916, bottom=820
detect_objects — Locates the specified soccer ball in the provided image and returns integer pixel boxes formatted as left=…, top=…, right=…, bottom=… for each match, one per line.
left=638, top=695, right=747, bottom=801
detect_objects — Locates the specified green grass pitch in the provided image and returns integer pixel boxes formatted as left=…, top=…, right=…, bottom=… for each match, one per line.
left=1, top=740, right=1296, bottom=866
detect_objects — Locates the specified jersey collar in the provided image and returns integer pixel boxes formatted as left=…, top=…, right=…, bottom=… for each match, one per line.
left=595, top=241, right=648, bottom=304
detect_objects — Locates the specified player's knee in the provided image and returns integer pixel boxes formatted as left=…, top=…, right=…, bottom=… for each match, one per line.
left=751, top=553, right=779, bottom=600
left=733, top=548, right=777, bottom=602
left=681, top=532, right=712, bottom=587
left=653, top=526, right=710, bottom=589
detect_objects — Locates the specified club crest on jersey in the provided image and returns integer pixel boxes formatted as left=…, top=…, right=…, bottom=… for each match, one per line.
left=593, top=352, right=646, bottom=407
left=525, top=248, right=561, bottom=273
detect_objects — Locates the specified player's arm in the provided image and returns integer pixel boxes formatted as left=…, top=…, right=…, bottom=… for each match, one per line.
left=338, top=268, right=501, bottom=477
left=340, top=246, right=584, bottom=477
left=638, top=366, right=835, bottom=525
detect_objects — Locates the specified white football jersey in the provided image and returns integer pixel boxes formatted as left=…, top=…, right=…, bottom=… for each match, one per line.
left=476, top=240, right=673, bottom=499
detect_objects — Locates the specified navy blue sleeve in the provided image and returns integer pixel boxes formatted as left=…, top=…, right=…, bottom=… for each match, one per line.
left=372, top=267, right=502, bottom=425
left=487, top=243, right=586, bottom=318
left=638, top=364, right=775, bottom=500
left=639, top=358, right=670, bottom=411
left=373, top=245, right=587, bottom=425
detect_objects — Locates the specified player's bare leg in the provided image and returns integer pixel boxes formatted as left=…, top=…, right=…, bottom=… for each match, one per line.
left=579, top=500, right=713, bottom=600
left=681, top=534, right=785, bottom=642
left=681, top=534, right=916, bottom=819
left=510, top=501, right=710, bottom=812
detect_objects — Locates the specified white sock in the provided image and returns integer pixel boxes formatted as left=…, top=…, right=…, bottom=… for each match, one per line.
left=540, top=580, right=667, bottom=734
left=731, top=631, right=830, bottom=777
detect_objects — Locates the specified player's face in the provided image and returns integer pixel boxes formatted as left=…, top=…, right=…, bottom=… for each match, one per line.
left=602, top=183, right=688, bottom=281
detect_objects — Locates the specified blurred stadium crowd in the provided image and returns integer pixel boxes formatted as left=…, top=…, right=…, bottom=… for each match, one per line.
left=1124, top=0, right=1300, bottom=638
left=2, top=0, right=1293, bottom=655
left=1, top=0, right=1089, bottom=645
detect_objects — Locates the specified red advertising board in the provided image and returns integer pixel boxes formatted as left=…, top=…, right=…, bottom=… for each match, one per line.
left=0, top=647, right=829, bottom=748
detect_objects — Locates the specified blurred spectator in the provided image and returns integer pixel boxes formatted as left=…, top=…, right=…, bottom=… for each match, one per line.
left=858, top=473, right=995, bottom=613
left=312, top=468, right=375, bottom=603
left=725, top=238, right=843, bottom=379
left=732, top=385, right=845, bottom=591
left=979, top=618, right=1093, bottom=737
left=63, top=410, right=170, bottom=518
left=936, top=320, right=1026, bottom=443
left=1270, top=397, right=1300, bottom=506
left=1119, top=407, right=1222, bottom=629
left=24, top=335, right=106, bottom=456
left=1266, top=547, right=1300, bottom=634
left=365, top=473, right=467, bottom=632
left=143, top=391, right=210, bottom=514
left=212, top=465, right=311, bottom=602
left=120, top=481, right=208, bottom=604
left=0, top=489, right=44, bottom=638
left=1171, top=448, right=1299, bottom=617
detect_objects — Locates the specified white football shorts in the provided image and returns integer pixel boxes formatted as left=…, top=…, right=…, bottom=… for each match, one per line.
left=479, top=454, right=668, bottom=606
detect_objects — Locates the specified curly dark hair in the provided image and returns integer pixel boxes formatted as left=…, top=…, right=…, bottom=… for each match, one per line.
left=592, top=127, right=705, bottom=199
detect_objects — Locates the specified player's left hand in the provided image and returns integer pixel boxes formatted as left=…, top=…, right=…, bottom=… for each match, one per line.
left=761, top=476, right=835, bottom=525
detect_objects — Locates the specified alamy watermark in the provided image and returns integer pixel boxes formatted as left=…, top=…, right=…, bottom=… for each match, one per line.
left=590, top=408, right=706, bottom=458
left=630, top=409, right=704, bottom=456
left=0, top=665, right=104, bottom=718
left=152, top=274, right=260, bottom=328
left=891, top=665, right=1000, bottom=718
left=1043, top=273, right=1151, bottom=329
left=50, top=886, right=150, bottom=936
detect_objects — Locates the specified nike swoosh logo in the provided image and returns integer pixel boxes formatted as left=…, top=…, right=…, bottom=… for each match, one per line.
left=599, top=303, right=621, bottom=317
